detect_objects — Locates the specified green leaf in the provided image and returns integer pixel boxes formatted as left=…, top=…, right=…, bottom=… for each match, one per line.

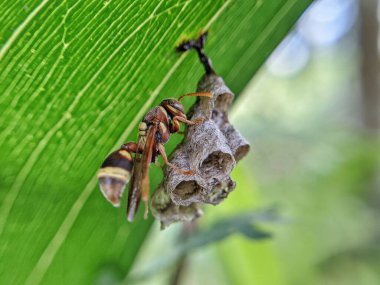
left=0, top=0, right=312, bottom=284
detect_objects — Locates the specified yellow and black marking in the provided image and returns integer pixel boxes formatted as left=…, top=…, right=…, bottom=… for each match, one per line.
left=97, top=148, right=134, bottom=207
left=139, top=122, right=147, bottom=136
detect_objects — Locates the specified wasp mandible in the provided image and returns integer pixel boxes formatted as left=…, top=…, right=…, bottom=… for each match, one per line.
left=97, top=92, right=212, bottom=221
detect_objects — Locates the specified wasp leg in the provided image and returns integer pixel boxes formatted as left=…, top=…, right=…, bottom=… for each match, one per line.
left=157, top=143, right=194, bottom=175
left=173, top=116, right=205, bottom=127
left=176, top=31, right=215, bottom=74
left=144, top=199, right=149, bottom=219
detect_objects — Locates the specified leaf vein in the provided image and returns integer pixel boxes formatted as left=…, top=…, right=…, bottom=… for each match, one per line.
left=227, top=0, right=300, bottom=82
left=0, top=0, right=51, bottom=61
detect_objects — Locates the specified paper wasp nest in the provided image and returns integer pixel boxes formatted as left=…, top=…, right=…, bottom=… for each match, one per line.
left=151, top=73, right=250, bottom=228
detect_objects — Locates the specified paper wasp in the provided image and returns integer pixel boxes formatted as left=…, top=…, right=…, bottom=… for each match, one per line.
left=98, top=92, right=212, bottom=221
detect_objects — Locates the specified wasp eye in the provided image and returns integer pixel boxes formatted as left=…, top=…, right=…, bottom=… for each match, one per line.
left=171, top=101, right=185, bottom=113
left=161, top=99, right=185, bottom=116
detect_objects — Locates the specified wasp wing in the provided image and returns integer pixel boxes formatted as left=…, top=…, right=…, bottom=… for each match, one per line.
left=126, top=149, right=142, bottom=222
left=127, top=122, right=158, bottom=221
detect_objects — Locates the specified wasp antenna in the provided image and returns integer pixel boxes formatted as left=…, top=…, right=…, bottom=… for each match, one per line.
left=176, top=31, right=215, bottom=74
left=178, top=91, right=213, bottom=101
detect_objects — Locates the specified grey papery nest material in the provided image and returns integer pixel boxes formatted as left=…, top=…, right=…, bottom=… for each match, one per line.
left=151, top=73, right=250, bottom=229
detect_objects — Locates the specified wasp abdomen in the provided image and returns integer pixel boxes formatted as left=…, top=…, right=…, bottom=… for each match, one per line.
left=97, top=149, right=134, bottom=207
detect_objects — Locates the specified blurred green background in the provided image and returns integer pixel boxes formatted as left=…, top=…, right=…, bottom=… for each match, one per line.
left=128, top=1, right=380, bottom=284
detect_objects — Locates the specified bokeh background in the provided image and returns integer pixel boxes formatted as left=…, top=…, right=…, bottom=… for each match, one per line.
left=128, top=1, right=380, bottom=284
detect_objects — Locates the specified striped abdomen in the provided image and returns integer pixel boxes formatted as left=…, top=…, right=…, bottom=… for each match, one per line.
left=97, top=148, right=134, bottom=207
